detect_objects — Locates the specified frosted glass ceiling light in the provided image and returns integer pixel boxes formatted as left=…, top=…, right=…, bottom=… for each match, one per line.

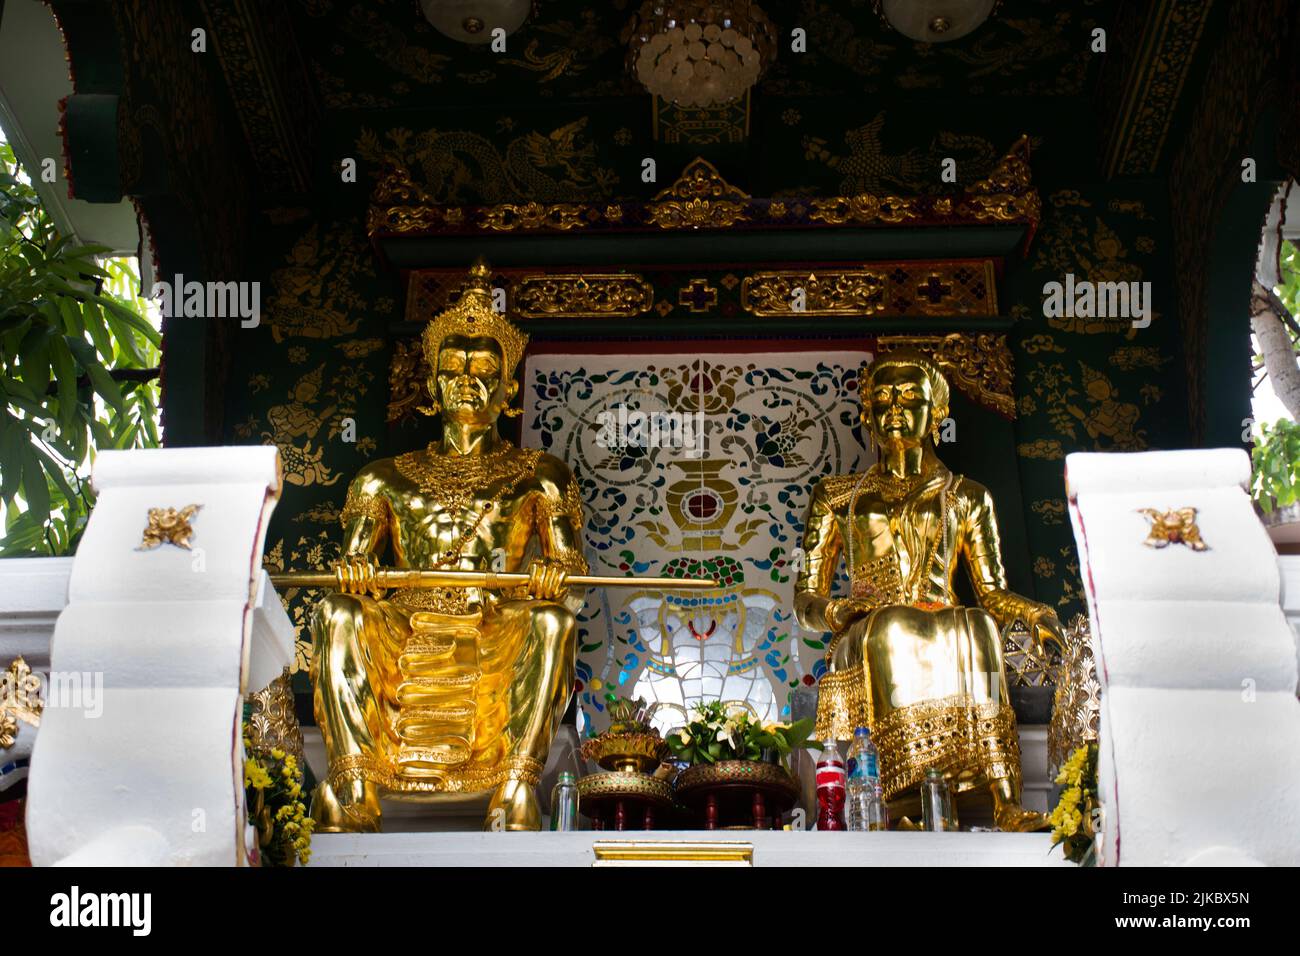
left=872, top=0, right=1001, bottom=43
left=420, top=0, right=531, bottom=44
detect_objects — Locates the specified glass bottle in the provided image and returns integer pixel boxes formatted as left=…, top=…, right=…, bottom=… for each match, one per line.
left=549, top=771, right=579, bottom=831
left=921, top=768, right=956, bottom=831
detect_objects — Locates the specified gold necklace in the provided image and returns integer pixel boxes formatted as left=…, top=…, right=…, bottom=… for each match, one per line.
left=394, top=440, right=542, bottom=567
left=847, top=464, right=950, bottom=604
left=862, top=466, right=931, bottom=505
left=395, top=440, right=540, bottom=515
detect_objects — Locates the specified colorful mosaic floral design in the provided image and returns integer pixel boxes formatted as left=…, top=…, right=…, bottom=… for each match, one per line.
left=523, top=349, right=872, bottom=736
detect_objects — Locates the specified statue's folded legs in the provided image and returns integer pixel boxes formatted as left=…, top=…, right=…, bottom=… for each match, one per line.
left=824, top=604, right=1035, bottom=829
left=311, top=591, right=578, bottom=833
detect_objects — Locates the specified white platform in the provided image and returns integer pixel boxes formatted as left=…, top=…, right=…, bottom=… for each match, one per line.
left=308, top=829, right=1069, bottom=867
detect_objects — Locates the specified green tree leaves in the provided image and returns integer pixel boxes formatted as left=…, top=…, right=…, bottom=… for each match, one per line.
left=0, top=141, right=161, bottom=555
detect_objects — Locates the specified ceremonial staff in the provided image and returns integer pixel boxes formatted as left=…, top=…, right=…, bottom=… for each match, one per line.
left=270, top=565, right=717, bottom=591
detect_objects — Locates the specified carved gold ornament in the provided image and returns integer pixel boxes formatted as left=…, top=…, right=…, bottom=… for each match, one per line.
left=1048, top=614, right=1100, bottom=769
left=1, top=657, right=43, bottom=749
left=877, top=333, right=1016, bottom=418
left=741, top=261, right=996, bottom=317
left=138, top=504, right=202, bottom=550
left=245, top=667, right=305, bottom=761
left=480, top=201, right=586, bottom=232
left=646, top=157, right=751, bottom=229
left=809, top=193, right=920, bottom=225
left=1137, top=507, right=1208, bottom=551
left=513, top=274, right=655, bottom=319
left=368, top=140, right=1038, bottom=238
left=743, top=270, right=887, bottom=316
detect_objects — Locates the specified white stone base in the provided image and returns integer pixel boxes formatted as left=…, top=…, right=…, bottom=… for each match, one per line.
left=308, top=829, right=1069, bottom=867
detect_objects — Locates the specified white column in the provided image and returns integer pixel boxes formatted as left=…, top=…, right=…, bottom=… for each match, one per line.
left=25, top=446, right=287, bottom=866
left=1067, top=448, right=1300, bottom=866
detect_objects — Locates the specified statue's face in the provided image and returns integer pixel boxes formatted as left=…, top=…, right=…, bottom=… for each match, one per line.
left=432, top=334, right=513, bottom=422
left=867, top=363, right=934, bottom=448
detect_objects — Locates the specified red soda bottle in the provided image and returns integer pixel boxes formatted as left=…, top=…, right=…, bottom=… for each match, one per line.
left=815, top=739, right=847, bottom=830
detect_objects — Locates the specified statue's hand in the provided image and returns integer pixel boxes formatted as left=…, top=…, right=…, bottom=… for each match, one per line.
left=825, top=597, right=873, bottom=633
left=1026, top=604, right=1065, bottom=656
left=526, top=559, right=569, bottom=602
left=334, top=556, right=381, bottom=596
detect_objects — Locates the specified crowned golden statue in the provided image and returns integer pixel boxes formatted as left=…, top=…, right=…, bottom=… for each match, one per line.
left=308, top=260, right=589, bottom=832
left=794, top=350, right=1063, bottom=831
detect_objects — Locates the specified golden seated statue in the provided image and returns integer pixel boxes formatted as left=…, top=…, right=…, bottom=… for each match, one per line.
left=309, top=261, right=587, bottom=832
left=794, top=349, right=1063, bottom=831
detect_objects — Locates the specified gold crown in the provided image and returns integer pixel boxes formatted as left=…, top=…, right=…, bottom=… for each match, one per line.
left=422, top=259, right=529, bottom=375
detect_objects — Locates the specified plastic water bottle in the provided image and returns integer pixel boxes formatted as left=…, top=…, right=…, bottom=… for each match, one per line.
left=814, top=740, right=846, bottom=831
left=845, top=726, right=880, bottom=831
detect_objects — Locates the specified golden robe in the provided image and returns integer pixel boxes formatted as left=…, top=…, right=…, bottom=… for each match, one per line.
left=796, top=461, right=1040, bottom=802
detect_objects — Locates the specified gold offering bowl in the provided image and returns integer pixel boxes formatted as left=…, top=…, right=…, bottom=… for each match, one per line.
left=579, top=732, right=668, bottom=774
left=576, top=770, right=673, bottom=803
left=675, top=759, right=799, bottom=798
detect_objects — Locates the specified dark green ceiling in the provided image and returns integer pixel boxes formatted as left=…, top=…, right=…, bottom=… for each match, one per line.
left=289, top=0, right=1117, bottom=111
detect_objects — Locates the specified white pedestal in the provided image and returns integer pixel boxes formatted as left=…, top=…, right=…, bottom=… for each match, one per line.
left=308, top=829, right=1070, bottom=867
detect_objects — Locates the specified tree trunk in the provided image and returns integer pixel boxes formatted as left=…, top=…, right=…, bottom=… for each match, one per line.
left=1251, top=279, right=1300, bottom=420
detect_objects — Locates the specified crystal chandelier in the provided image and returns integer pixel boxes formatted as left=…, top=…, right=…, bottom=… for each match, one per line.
left=624, top=2, right=778, bottom=108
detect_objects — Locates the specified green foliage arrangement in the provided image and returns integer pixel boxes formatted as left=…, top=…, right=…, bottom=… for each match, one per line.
left=1251, top=417, right=1300, bottom=513
left=665, top=700, right=815, bottom=766
left=0, top=141, right=161, bottom=555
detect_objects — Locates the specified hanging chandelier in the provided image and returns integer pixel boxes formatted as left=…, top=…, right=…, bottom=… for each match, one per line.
left=623, top=2, right=778, bottom=108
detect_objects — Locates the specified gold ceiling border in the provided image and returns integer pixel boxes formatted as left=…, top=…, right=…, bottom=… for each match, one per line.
left=367, top=139, right=1039, bottom=240
left=741, top=261, right=997, bottom=317
left=876, top=333, right=1015, bottom=418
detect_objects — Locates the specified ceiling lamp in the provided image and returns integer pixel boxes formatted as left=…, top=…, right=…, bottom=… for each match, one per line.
left=419, top=0, right=531, bottom=44
left=624, top=2, right=778, bottom=108
left=871, top=0, right=1001, bottom=43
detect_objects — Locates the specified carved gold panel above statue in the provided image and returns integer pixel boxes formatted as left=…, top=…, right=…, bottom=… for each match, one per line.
left=513, top=274, right=656, bottom=319
left=367, top=139, right=1039, bottom=239
left=740, top=261, right=997, bottom=317
left=645, top=157, right=752, bottom=230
